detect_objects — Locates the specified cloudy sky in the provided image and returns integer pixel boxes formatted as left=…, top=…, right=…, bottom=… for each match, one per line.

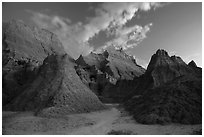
left=3, top=2, right=202, bottom=67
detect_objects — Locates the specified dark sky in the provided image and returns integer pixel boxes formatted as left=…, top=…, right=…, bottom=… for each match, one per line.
left=2, top=2, right=202, bottom=67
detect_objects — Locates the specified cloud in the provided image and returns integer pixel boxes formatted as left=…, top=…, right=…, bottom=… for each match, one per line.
left=27, top=9, right=93, bottom=58
left=101, top=23, right=152, bottom=50
left=26, top=2, right=162, bottom=58
left=83, top=2, right=160, bottom=42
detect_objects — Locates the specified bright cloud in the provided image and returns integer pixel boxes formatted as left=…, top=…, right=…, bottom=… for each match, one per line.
left=27, top=2, right=162, bottom=59
left=101, top=23, right=153, bottom=50
left=83, top=2, right=160, bottom=42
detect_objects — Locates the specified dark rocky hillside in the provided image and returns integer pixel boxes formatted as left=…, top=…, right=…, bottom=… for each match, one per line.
left=126, top=75, right=202, bottom=124
left=102, top=78, right=139, bottom=102
left=125, top=49, right=202, bottom=124
left=2, top=20, right=66, bottom=106
left=5, top=54, right=105, bottom=116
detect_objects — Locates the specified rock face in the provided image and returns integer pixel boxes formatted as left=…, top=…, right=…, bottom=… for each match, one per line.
left=125, top=49, right=202, bottom=124
left=3, top=20, right=105, bottom=115
left=75, top=47, right=145, bottom=101
left=2, top=20, right=66, bottom=105
left=5, top=54, right=105, bottom=116
left=145, top=49, right=194, bottom=87
left=188, top=60, right=202, bottom=77
left=188, top=60, right=197, bottom=68
left=76, top=47, right=145, bottom=80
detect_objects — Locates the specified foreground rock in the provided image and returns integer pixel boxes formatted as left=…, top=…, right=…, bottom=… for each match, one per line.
left=5, top=54, right=105, bottom=116
left=2, top=20, right=65, bottom=106
left=125, top=49, right=202, bottom=124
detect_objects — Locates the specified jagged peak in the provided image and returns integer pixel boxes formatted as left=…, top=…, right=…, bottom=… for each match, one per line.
left=105, top=46, right=133, bottom=60
left=145, top=49, right=198, bottom=88
left=188, top=60, right=197, bottom=68
left=147, top=49, right=170, bottom=67
left=77, top=54, right=85, bottom=60
left=147, top=49, right=170, bottom=69
left=155, top=49, right=169, bottom=56
left=89, top=46, right=134, bottom=62
left=146, top=49, right=187, bottom=73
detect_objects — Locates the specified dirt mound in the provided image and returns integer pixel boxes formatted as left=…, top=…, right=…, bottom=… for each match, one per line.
left=2, top=20, right=65, bottom=106
left=5, top=54, right=105, bottom=116
left=125, top=49, right=202, bottom=124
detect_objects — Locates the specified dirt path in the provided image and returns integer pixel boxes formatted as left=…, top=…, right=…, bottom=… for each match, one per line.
left=2, top=104, right=202, bottom=135
left=69, top=104, right=120, bottom=134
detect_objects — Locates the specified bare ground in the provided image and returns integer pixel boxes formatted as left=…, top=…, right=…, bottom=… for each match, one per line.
left=2, top=104, right=201, bottom=135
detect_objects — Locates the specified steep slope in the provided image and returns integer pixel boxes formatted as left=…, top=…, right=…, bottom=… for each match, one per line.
left=125, top=49, right=202, bottom=124
left=5, top=54, right=105, bottom=116
left=2, top=20, right=65, bottom=105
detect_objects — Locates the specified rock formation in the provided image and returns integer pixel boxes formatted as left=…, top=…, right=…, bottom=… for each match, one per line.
left=6, top=54, right=105, bottom=116
left=76, top=46, right=145, bottom=80
left=188, top=60, right=202, bottom=77
left=188, top=60, right=197, bottom=68
left=145, top=49, right=195, bottom=87
left=3, top=20, right=105, bottom=115
left=2, top=20, right=202, bottom=124
left=2, top=20, right=65, bottom=105
left=125, top=49, right=202, bottom=124
left=75, top=46, right=145, bottom=101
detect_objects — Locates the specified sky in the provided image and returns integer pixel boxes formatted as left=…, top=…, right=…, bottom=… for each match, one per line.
left=2, top=2, right=202, bottom=68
